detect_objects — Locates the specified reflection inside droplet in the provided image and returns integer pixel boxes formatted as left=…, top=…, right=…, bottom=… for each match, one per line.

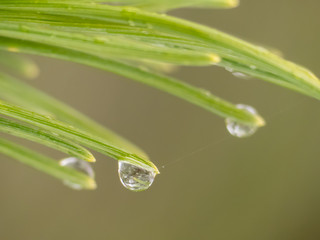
left=118, top=161, right=156, bottom=192
left=225, top=104, right=258, bottom=138
left=59, top=157, right=94, bottom=190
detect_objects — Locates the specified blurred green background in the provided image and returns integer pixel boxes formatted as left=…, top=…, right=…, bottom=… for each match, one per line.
left=1, top=0, right=320, bottom=239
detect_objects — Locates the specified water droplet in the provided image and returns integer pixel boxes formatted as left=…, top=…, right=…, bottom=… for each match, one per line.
left=200, top=89, right=211, bottom=97
left=45, top=114, right=54, bottom=120
left=118, top=161, right=156, bottom=192
left=225, top=67, right=234, bottom=72
left=232, top=72, right=250, bottom=79
left=225, top=67, right=250, bottom=79
left=128, top=20, right=135, bottom=27
left=250, top=65, right=257, bottom=70
left=59, top=157, right=94, bottom=190
left=225, top=104, right=258, bottom=138
left=94, top=36, right=109, bottom=43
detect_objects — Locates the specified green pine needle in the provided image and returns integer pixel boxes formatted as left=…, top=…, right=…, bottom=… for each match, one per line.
left=0, top=0, right=318, bottom=190
left=0, top=138, right=96, bottom=190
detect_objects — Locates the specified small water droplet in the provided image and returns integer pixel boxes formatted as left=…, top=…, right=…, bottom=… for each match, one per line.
left=94, top=36, right=108, bottom=43
left=225, top=67, right=250, bottom=79
left=200, top=89, right=211, bottom=97
left=45, top=114, right=54, bottom=120
left=250, top=65, right=257, bottom=70
left=146, top=23, right=153, bottom=29
left=128, top=20, right=135, bottom=27
left=59, top=157, right=94, bottom=190
left=225, top=67, right=234, bottom=72
left=118, top=161, right=156, bottom=192
left=232, top=72, right=249, bottom=79
left=225, top=104, right=258, bottom=138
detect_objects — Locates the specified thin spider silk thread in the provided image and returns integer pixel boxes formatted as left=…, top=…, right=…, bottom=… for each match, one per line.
left=161, top=136, right=230, bottom=168
left=160, top=98, right=308, bottom=169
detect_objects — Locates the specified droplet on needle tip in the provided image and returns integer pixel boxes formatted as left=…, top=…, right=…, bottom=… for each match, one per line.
left=226, top=104, right=258, bottom=138
left=118, top=161, right=156, bottom=192
left=59, top=157, right=94, bottom=190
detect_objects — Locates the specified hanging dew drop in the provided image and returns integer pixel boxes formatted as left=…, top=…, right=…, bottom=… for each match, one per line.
left=225, top=104, right=258, bottom=138
left=59, top=157, right=95, bottom=190
left=118, top=160, right=156, bottom=192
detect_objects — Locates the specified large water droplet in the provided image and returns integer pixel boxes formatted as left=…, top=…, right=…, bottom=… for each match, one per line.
left=225, top=104, right=258, bottom=138
left=118, top=161, right=156, bottom=192
left=59, top=157, right=94, bottom=190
